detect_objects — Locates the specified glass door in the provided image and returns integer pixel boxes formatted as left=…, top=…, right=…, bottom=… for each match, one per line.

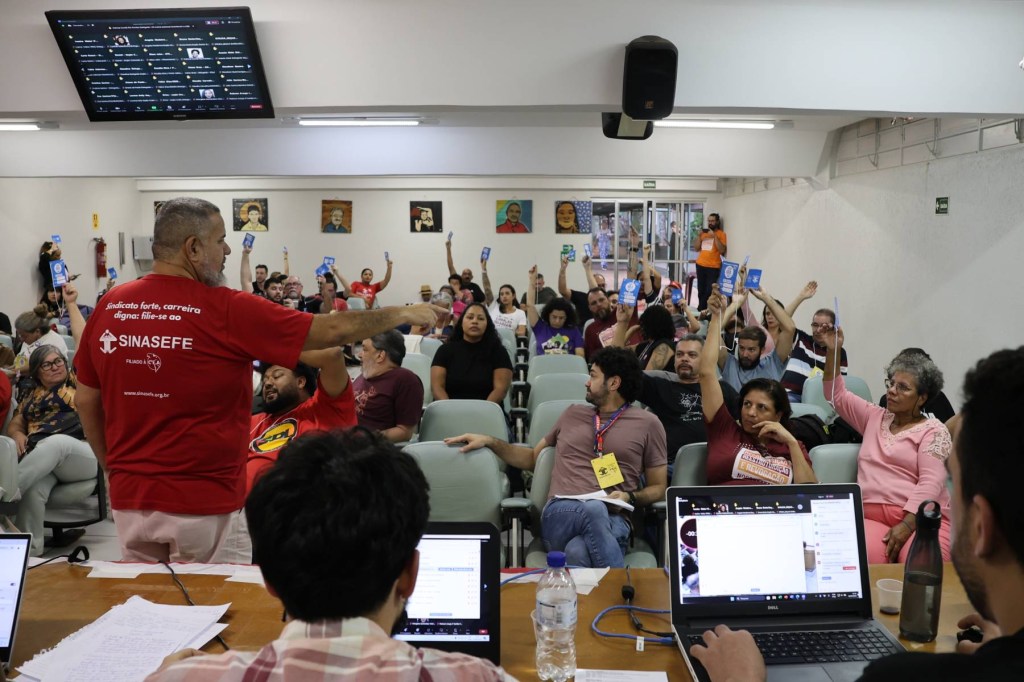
left=590, top=200, right=647, bottom=290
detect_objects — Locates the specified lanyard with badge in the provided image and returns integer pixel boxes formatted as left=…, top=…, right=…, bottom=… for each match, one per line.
left=592, top=404, right=628, bottom=488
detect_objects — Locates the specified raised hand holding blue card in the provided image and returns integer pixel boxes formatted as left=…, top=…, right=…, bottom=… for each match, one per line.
left=619, top=278, right=641, bottom=307
left=480, top=247, right=490, bottom=262
left=50, top=260, right=69, bottom=287
left=717, top=260, right=739, bottom=297
left=744, top=268, right=763, bottom=289
left=243, top=233, right=255, bottom=249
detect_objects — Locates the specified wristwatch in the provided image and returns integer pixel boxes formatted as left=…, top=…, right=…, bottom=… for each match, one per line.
left=627, top=491, right=638, bottom=506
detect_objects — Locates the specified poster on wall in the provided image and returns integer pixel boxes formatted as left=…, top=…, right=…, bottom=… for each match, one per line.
left=554, top=200, right=593, bottom=234
left=234, top=198, right=269, bottom=232
left=321, top=200, right=352, bottom=233
left=496, top=199, right=532, bottom=234
left=410, top=201, right=443, bottom=233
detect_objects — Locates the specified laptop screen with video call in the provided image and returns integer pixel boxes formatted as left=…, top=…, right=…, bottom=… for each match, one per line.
left=668, top=485, right=873, bottom=620
left=0, top=534, right=31, bottom=664
left=393, top=522, right=500, bottom=664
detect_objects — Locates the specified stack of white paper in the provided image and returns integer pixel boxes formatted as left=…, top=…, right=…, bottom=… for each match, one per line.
left=17, top=595, right=230, bottom=682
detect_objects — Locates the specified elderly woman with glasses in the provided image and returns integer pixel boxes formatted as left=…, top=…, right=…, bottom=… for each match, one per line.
left=820, top=326, right=951, bottom=564
left=5, top=286, right=97, bottom=556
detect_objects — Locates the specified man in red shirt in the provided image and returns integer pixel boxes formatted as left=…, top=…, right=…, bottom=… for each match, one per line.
left=247, top=347, right=354, bottom=494
left=74, top=197, right=440, bottom=563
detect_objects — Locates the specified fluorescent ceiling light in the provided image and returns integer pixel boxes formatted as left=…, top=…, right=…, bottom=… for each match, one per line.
left=297, top=118, right=420, bottom=127
left=0, top=122, right=44, bottom=131
left=654, top=120, right=775, bottom=130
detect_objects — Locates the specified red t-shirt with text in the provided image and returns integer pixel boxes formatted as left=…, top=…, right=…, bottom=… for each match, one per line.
left=75, top=275, right=312, bottom=515
left=349, top=282, right=382, bottom=308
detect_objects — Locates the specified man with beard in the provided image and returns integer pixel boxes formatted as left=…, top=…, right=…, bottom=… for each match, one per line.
left=447, top=348, right=667, bottom=568
left=246, top=347, right=354, bottom=494
left=686, top=347, right=1024, bottom=681
left=74, top=197, right=443, bottom=564
left=146, top=429, right=513, bottom=681
left=353, top=330, right=423, bottom=443
left=781, top=307, right=850, bottom=402
left=633, top=334, right=740, bottom=465
left=264, top=273, right=287, bottom=305
left=583, top=287, right=640, bottom=361
left=717, top=288, right=796, bottom=393
left=558, top=254, right=606, bottom=325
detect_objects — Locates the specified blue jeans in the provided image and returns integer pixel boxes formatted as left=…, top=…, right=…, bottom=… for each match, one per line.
left=541, top=498, right=630, bottom=568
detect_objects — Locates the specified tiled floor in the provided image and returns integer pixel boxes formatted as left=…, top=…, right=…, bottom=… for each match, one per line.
left=40, top=518, right=122, bottom=562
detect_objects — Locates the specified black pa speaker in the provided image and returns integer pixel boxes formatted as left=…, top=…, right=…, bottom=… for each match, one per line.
left=622, top=35, right=677, bottom=120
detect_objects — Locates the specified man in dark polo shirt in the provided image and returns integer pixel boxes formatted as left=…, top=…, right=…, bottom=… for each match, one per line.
left=353, top=330, right=423, bottom=443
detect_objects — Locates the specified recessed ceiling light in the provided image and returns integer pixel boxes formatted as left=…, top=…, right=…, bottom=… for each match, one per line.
left=297, top=118, right=420, bottom=127
left=653, top=120, right=775, bottom=130
left=0, top=122, right=46, bottom=131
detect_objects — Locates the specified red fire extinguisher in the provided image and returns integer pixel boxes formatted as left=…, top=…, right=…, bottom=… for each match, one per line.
left=94, top=237, right=107, bottom=277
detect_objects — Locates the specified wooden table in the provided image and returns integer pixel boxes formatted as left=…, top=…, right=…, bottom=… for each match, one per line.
left=13, top=563, right=971, bottom=681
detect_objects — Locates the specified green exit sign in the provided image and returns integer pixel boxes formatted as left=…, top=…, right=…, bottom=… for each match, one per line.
left=643, top=180, right=656, bottom=189
left=935, top=197, right=949, bottom=214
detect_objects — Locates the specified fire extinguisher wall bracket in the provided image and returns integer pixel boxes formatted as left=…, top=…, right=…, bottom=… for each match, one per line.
left=93, top=237, right=107, bottom=278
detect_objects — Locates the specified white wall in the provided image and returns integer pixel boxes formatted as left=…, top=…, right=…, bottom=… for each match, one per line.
left=0, top=177, right=719, bottom=320
left=722, top=144, right=1024, bottom=407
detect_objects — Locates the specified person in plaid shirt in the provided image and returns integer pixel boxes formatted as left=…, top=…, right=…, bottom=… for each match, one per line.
left=146, top=429, right=515, bottom=681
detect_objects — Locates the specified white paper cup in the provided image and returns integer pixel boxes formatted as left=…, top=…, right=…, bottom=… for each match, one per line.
left=876, top=578, right=903, bottom=615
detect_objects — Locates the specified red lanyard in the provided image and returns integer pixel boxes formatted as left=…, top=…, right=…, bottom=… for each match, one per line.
left=593, top=404, right=629, bottom=457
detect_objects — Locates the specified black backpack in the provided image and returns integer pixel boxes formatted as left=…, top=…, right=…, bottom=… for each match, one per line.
left=787, top=414, right=864, bottom=450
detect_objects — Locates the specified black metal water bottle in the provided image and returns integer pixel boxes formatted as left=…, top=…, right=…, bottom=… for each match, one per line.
left=899, top=500, right=943, bottom=642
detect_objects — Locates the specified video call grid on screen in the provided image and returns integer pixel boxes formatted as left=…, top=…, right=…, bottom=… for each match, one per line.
left=396, top=533, right=494, bottom=643
left=47, top=8, right=274, bottom=121
left=674, top=491, right=864, bottom=605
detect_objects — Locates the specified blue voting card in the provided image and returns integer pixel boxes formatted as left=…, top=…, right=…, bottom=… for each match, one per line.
left=671, top=288, right=684, bottom=305
left=834, top=297, right=840, bottom=328
left=447, top=231, right=453, bottom=242
left=568, top=248, right=576, bottom=261
left=385, top=251, right=390, bottom=261
left=107, top=267, right=118, bottom=279
left=315, top=263, right=330, bottom=277
left=619, top=278, right=641, bottom=307
left=744, top=268, right=763, bottom=289
left=50, top=259, right=68, bottom=287
left=52, top=234, right=62, bottom=244
left=323, top=256, right=335, bottom=266
left=282, top=245, right=288, bottom=254
left=480, top=247, right=490, bottom=262
left=718, top=260, right=739, bottom=297
left=584, top=242, right=593, bottom=258
left=242, top=233, right=255, bottom=249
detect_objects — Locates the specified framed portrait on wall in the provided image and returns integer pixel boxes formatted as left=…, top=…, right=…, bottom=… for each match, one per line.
left=496, top=199, right=531, bottom=233
left=554, top=200, right=592, bottom=234
left=410, top=201, right=442, bottom=232
left=234, top=198, right=269, bottom=231
left=321, top=200, right=352, bottom=233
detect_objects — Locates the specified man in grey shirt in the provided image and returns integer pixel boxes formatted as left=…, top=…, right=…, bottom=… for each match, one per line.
left=717, top=288, right=796, bottom=393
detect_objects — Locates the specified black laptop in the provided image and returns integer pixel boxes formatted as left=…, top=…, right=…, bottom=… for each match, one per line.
left=0, top=534, right=31, bottom=669
left=667, top=485, right=904, bottom=682
left=394, top=522, right=501, bottom=665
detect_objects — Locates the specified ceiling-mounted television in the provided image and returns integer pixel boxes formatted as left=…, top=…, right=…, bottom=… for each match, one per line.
left=45, top=7, right=274, bottom=122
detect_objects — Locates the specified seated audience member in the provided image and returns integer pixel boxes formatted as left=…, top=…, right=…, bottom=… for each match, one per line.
left=416, top=284, right=433, bottom=303
left=878, top=347, right=956, bottom=422
left=38, top=289, right=93, bottom=330
left=526, top=265, right=584, bottom=357
left=263, top=273, right=287, bottom=305
left=246, top=347, right=354, bottom=494
left=239, top=240, right=287, bottom=296
left=446, top=275, right=473, bottom=318
left=353, top=331, right=423, bottom=443
left=146, top=429, right=514, bottom=681
left=687, top=347, right=1024, bottom=682
left=558, top=254, right=606, bottom=324
left=444, top=237, right=486, bottom=303
left=611, top=303, right=677, bottom=372
left=482, top=261, right=527, bottom=336
left=410, top=292, right=454, bottom=341
left=738, top=279, right=817, bottom=358
left=14, top=304, right=69, bottom=368
left=431, top=303, right=512, bottom=404
left=0, top=311, right=11, bottom=336
left=660, top=287, right=702, bottom=338
left=628, top=242, right=662, bottom=306
left=821, top=328, right=951, bottom=563
left=306, top=275, right=350, bottom=314
left=520, top=271, right=558, bottom=307
left=780, top=305, right=848, bottom=402
left=701, top=286, right=815, bottom=486
left=448, top=348, right=667, bottom=568
left=606, top=289, right=619, bottom=306
left=582, top=287, right=639, bottom=361
left=637, top=334, right=740, bottom=465
left=282, top=276, right=311, bottom=311
left=333, top=260, right=393, bottom=309
left=717, top=288, right=797, bottom=393
left=5, top=285, right=97, bottom=556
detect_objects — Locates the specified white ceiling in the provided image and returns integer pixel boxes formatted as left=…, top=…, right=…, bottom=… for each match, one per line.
left=1, top=0, right=1020, bottom=178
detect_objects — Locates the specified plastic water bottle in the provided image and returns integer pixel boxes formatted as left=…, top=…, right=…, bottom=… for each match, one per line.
left=899, top=500, right=943, bottom=642
left=535, top=551, right=577, bottom=682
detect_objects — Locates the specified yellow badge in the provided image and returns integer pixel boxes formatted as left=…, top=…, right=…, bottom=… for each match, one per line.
left=808, top=366, right=824, bottom=378
left=591, top=452, right=625, bottom=489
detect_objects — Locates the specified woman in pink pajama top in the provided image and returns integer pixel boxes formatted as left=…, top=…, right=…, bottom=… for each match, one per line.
left=820, top=327, right=952, bottom=564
